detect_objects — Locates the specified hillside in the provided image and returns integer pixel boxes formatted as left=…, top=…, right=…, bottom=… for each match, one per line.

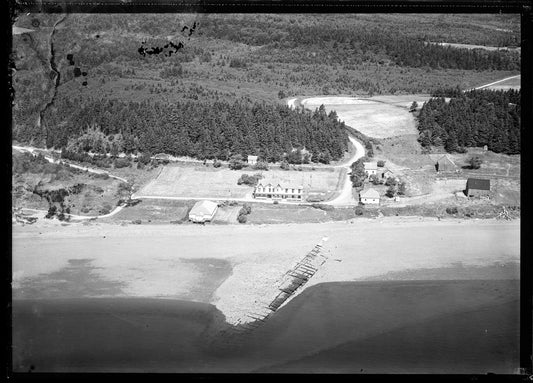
left=11, top=13, right=520, bottom=158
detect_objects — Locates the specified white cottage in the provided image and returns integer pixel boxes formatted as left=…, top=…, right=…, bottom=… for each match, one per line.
left=363, top=162, right=378, bottom=176
left=247, top=155, right=258, bottom=165
left=359, top=188, right=380, bottom=205
left=188, top=200, right=219, bottom=223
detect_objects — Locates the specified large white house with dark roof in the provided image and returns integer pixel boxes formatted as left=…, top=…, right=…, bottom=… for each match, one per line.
left=254, top=181, right=303, bottom=201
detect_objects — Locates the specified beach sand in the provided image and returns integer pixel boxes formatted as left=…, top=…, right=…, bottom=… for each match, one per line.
left=12, top=217, right=520, bottom=324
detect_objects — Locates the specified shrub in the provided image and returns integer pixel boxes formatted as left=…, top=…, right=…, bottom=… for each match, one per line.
left=114, top=158, right=130, bottom=168
left=139, top=152, right=152, bottom=165
left=385, top=177, right=398, bottom=187
left=377, top=160, right=386, bottom=167
left=132, top=219, right=142, bottom=224
left=237, top=214, right=247, bottom=223
left=280, top=160, right=290, bottom=170
left=354, top=206, right=364, bottom=216
left=446, top=206, right=458, bottom=215
left=386, top=185, right=396, bottom=198
left=253, top=161, right=269, bottom=171
left=468, top=156, right=482, bottom=169
left=237, top=173, right=263, bottom=186
left=229, top=154, right=246, bottom=170
left=213, top=159, right=222, bottom=168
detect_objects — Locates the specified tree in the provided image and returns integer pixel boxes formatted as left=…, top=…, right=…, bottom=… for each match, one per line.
left=369, top=174, right=381, bottom=185
left=280, top=160, right=290, bottom=170
left=409, top=101, right=418, bottom=112
left=468, top=156, right=482, bottom=169
left=229, top=154, right=245, bottom=170
left=385, top=177, right=398, bottom=187
left=377, top=160, right=386, bottom=167
left=398, top=181, right=407, bottom=195
left=386, top=185, right=396, bottom=198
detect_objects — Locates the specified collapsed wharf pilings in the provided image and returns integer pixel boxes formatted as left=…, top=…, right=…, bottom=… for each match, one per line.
left=208, top=242, right=329, bottom=352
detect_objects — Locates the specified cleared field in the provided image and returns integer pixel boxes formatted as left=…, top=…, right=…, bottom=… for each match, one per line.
left=106, top=199, right=195, bottom=223
left=139, top=166, right=256, bottom=199
left=301, top=95, right=430, bottom=139
left=138, top=164, right=342, bottom=201
left=481, top=75, right=521, bottom=90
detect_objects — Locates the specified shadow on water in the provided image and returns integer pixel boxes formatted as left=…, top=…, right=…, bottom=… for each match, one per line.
left=12, top=279, right=519, bottom=373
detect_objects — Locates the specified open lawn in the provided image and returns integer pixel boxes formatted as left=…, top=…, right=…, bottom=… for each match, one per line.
left=105, top=199, right=196, bottom=224
left=301, top=95, right=431, bottom=139
left=247, top=203, right=355, bottom=224
left=137, top=164, right=343, bottom=201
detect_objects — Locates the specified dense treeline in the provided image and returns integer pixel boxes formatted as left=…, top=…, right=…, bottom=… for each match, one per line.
left=417, top=89, right=520, bottom=154
left=20, top=99, right=348, bottom=163
left=198, top=19, right=520, bottom=71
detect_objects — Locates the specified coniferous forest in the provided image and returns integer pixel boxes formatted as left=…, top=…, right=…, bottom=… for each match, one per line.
left=416, top=89, right=520, bottom=154
left=20, top=99, right=348, bottom=163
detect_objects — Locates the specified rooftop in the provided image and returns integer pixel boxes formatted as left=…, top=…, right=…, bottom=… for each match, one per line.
left=466, top=178, right=491, bottom=190
left=189, top=200, right=218, bottom=216
left=363, top=162, right=378, bottom=170
left=360, top=188, right=380, bottom=199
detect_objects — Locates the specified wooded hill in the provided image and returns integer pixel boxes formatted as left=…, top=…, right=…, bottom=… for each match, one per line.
left=416, top=89, right=520, bottom=155
left=20, top=99, right=349, bottom=163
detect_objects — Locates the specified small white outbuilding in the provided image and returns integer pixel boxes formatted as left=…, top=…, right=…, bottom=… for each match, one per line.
left=189, top=200, right=219, bottom=223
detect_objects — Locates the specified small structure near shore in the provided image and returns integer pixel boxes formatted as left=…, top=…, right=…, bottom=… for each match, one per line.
left=465, top=178, right=491, bottom=198
left=189, top=200, right=219, bottom=223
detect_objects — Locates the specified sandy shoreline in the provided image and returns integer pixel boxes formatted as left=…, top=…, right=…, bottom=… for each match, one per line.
left=12, top=217, right=520, bottom=324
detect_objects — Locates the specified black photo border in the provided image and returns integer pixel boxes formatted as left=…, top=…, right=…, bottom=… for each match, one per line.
left=4, top=0, right=531, bottom=381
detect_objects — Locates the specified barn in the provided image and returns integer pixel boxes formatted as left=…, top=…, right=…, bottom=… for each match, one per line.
left=465, top=178, right=491, bottom=198
left=435, top=154, right=457, bottom=172
left=188, top=200, right=219, bottom=223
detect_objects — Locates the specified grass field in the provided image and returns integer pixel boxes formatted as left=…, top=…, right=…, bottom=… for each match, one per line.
left=106, top=199, right=196, bottom=223
left=138, top=164, right=342, bottom=201
left=246, top=204, right=355, bottom=224
left=301, top=95, right=430, bottom=139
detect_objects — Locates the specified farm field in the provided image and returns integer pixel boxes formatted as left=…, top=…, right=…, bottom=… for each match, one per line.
left=301, top=95, right=431, bottom=139
left=137, top=164, right=343, bottom=202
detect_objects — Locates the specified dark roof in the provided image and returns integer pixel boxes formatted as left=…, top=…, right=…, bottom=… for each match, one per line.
left=466, top=178, right=490, bottom=190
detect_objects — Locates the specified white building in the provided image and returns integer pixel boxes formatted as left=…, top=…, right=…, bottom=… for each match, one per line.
left=359, top=188, right=380, bottom=205
left=189, top=200, right=219, bottom=223
left=247, top=155, right=258, bottom=165
left=363, top=162, right=378, bottom=176
left=254, top=182, right=303, bottom=201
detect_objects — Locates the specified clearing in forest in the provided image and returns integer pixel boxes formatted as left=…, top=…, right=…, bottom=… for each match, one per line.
left=301, top=95, right=431, bottom=139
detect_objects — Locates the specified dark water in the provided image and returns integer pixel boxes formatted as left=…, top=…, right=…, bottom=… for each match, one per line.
left=12, top=279, right=519, bottom=373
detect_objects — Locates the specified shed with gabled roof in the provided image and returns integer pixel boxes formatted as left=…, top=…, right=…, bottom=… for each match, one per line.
left=435, top=154, right=457, bottom=172
left=466, top=178, right=490, bottom=198
left=189, top=200, right=219, bottom=223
